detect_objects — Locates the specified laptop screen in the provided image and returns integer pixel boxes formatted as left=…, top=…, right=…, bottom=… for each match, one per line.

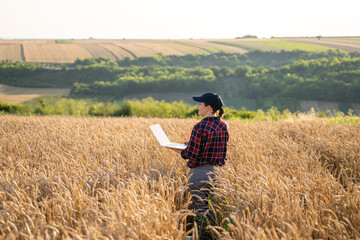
left=150, top=124, right=170, bottom=145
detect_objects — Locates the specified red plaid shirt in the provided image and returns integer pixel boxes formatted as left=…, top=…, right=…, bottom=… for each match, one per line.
left=181, top=117, right=229, bottom=168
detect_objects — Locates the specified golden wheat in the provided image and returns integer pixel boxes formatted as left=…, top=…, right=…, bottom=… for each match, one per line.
left=0, top=115, right=359, bottom=239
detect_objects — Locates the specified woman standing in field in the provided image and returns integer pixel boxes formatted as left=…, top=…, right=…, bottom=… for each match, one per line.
left=172, top=92, right=229, bottom=239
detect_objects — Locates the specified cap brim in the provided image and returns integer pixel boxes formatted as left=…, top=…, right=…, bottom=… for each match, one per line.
left=192, top=96, right=203, bottom=102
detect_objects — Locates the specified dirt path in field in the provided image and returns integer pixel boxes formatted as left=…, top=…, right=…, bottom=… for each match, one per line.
left=0, top=84, right=70, bottom=104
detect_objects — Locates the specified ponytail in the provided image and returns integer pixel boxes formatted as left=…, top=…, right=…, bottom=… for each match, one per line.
left=218, top=107, right=225, bottom=118
left=204, top=102, right=225, bottom=118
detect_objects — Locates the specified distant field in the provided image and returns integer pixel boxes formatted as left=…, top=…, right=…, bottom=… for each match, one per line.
left=0, top=37, right=359, bottom=63
left=291, top=37, right=360, bottom=52
left=23, top=42, right=92, bottom=63
left=0, top=44, right=23, bottom=62
left=209, top=41, right=263, bottom=52
left=247, top=40, right=340, bottom=52
left=0, top=83, right=70, bottom=104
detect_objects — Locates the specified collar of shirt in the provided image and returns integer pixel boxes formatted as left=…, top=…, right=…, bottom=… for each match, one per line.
left=202, top=116, right=219, bottom=121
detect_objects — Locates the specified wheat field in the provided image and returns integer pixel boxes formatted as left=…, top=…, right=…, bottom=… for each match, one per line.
left=0, top=115, right=359, bottom=239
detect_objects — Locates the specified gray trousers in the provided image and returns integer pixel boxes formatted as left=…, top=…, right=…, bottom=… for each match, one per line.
left=187, top=164, right=216, bottom=237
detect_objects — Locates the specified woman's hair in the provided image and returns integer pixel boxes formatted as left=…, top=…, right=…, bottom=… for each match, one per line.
left=204, top=103, right=226, bottom=118
left=218, top=107, right=225, bottom=118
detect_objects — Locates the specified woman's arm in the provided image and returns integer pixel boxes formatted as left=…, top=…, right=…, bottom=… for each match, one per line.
left=181, top=126, right=203, bottom=162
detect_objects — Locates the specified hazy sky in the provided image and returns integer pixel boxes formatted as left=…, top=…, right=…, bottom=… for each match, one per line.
left=1, top=0, right=359, bottom=39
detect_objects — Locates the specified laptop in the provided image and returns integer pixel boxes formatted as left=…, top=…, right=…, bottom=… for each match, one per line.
left=149, top=124, right=187, bottom=150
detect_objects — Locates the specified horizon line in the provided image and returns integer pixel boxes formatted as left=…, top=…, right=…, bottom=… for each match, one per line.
left=1, top=35, right=360, bottom=41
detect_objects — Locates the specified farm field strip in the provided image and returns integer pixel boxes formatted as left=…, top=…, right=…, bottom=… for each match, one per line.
left=172, top=41, right=223, bottom=54
left=292, top=41, right=359, bottom=52
left=0, top=115, right=359, bottom=239
left=99, top=43, right=139, bottom=59
left=0, top=44, right=23, bottom=62
left=135, top=41, right=186, bottom=56
left=109, top=40, right=220, bottom=56
left=22, top=43, right=92, bottom=63
left=198, top=40, right=249, bottom=53
left=226, top=39, right=284, bottom=52
left=246, top=40, right=338, bottom=52
left=0, top=40, right=55, bottom=44
left=112, top=42, right=160, bottom=58
left=318, top=37, right=360, bottom=45
left=168, top=41, right=209, bottom=55
left=155, top=42, right=189, bottom=55
left=290, top=38, right=360, bottom=52
left=209, top=40, right=266, bottom=52
left=78, top=43, right=118, bottom=60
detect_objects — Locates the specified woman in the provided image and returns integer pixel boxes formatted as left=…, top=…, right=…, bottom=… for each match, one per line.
left=172, top=92, right=229, bottom=239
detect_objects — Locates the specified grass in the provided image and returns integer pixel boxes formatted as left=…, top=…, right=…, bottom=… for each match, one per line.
left=0, top=115, right=359, bottom=239
left=55, top=39, right=74, bottom=44
left=248, top=40, right=339, bottom=52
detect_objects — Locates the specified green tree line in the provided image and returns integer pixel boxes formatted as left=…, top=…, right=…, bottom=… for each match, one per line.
left=218, top=57, right=360, bottom=103
left=71, top=56, right=360, bottom=103
left=70, top=67, right=216, bottom=97
left=0, top=96, right=294, bottom=121
left=115, top=50, right=353, bottom=68
left=0, top=50, right=359, bottom=105
left=1, top=50, right=355, bottom=88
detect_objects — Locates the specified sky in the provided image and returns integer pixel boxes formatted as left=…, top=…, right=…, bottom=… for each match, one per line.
left=0, top=0, right=359, bottom=39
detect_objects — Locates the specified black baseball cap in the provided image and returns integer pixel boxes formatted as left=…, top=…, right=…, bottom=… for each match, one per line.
left=193, top=92, right=224, bottom=111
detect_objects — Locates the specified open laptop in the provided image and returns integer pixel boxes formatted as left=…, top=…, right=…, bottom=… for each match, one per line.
left=149, top=124, right=187, bottom=150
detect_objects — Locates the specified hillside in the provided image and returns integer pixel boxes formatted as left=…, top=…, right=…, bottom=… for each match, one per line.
left=1, top=37, right=359, bottom=63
